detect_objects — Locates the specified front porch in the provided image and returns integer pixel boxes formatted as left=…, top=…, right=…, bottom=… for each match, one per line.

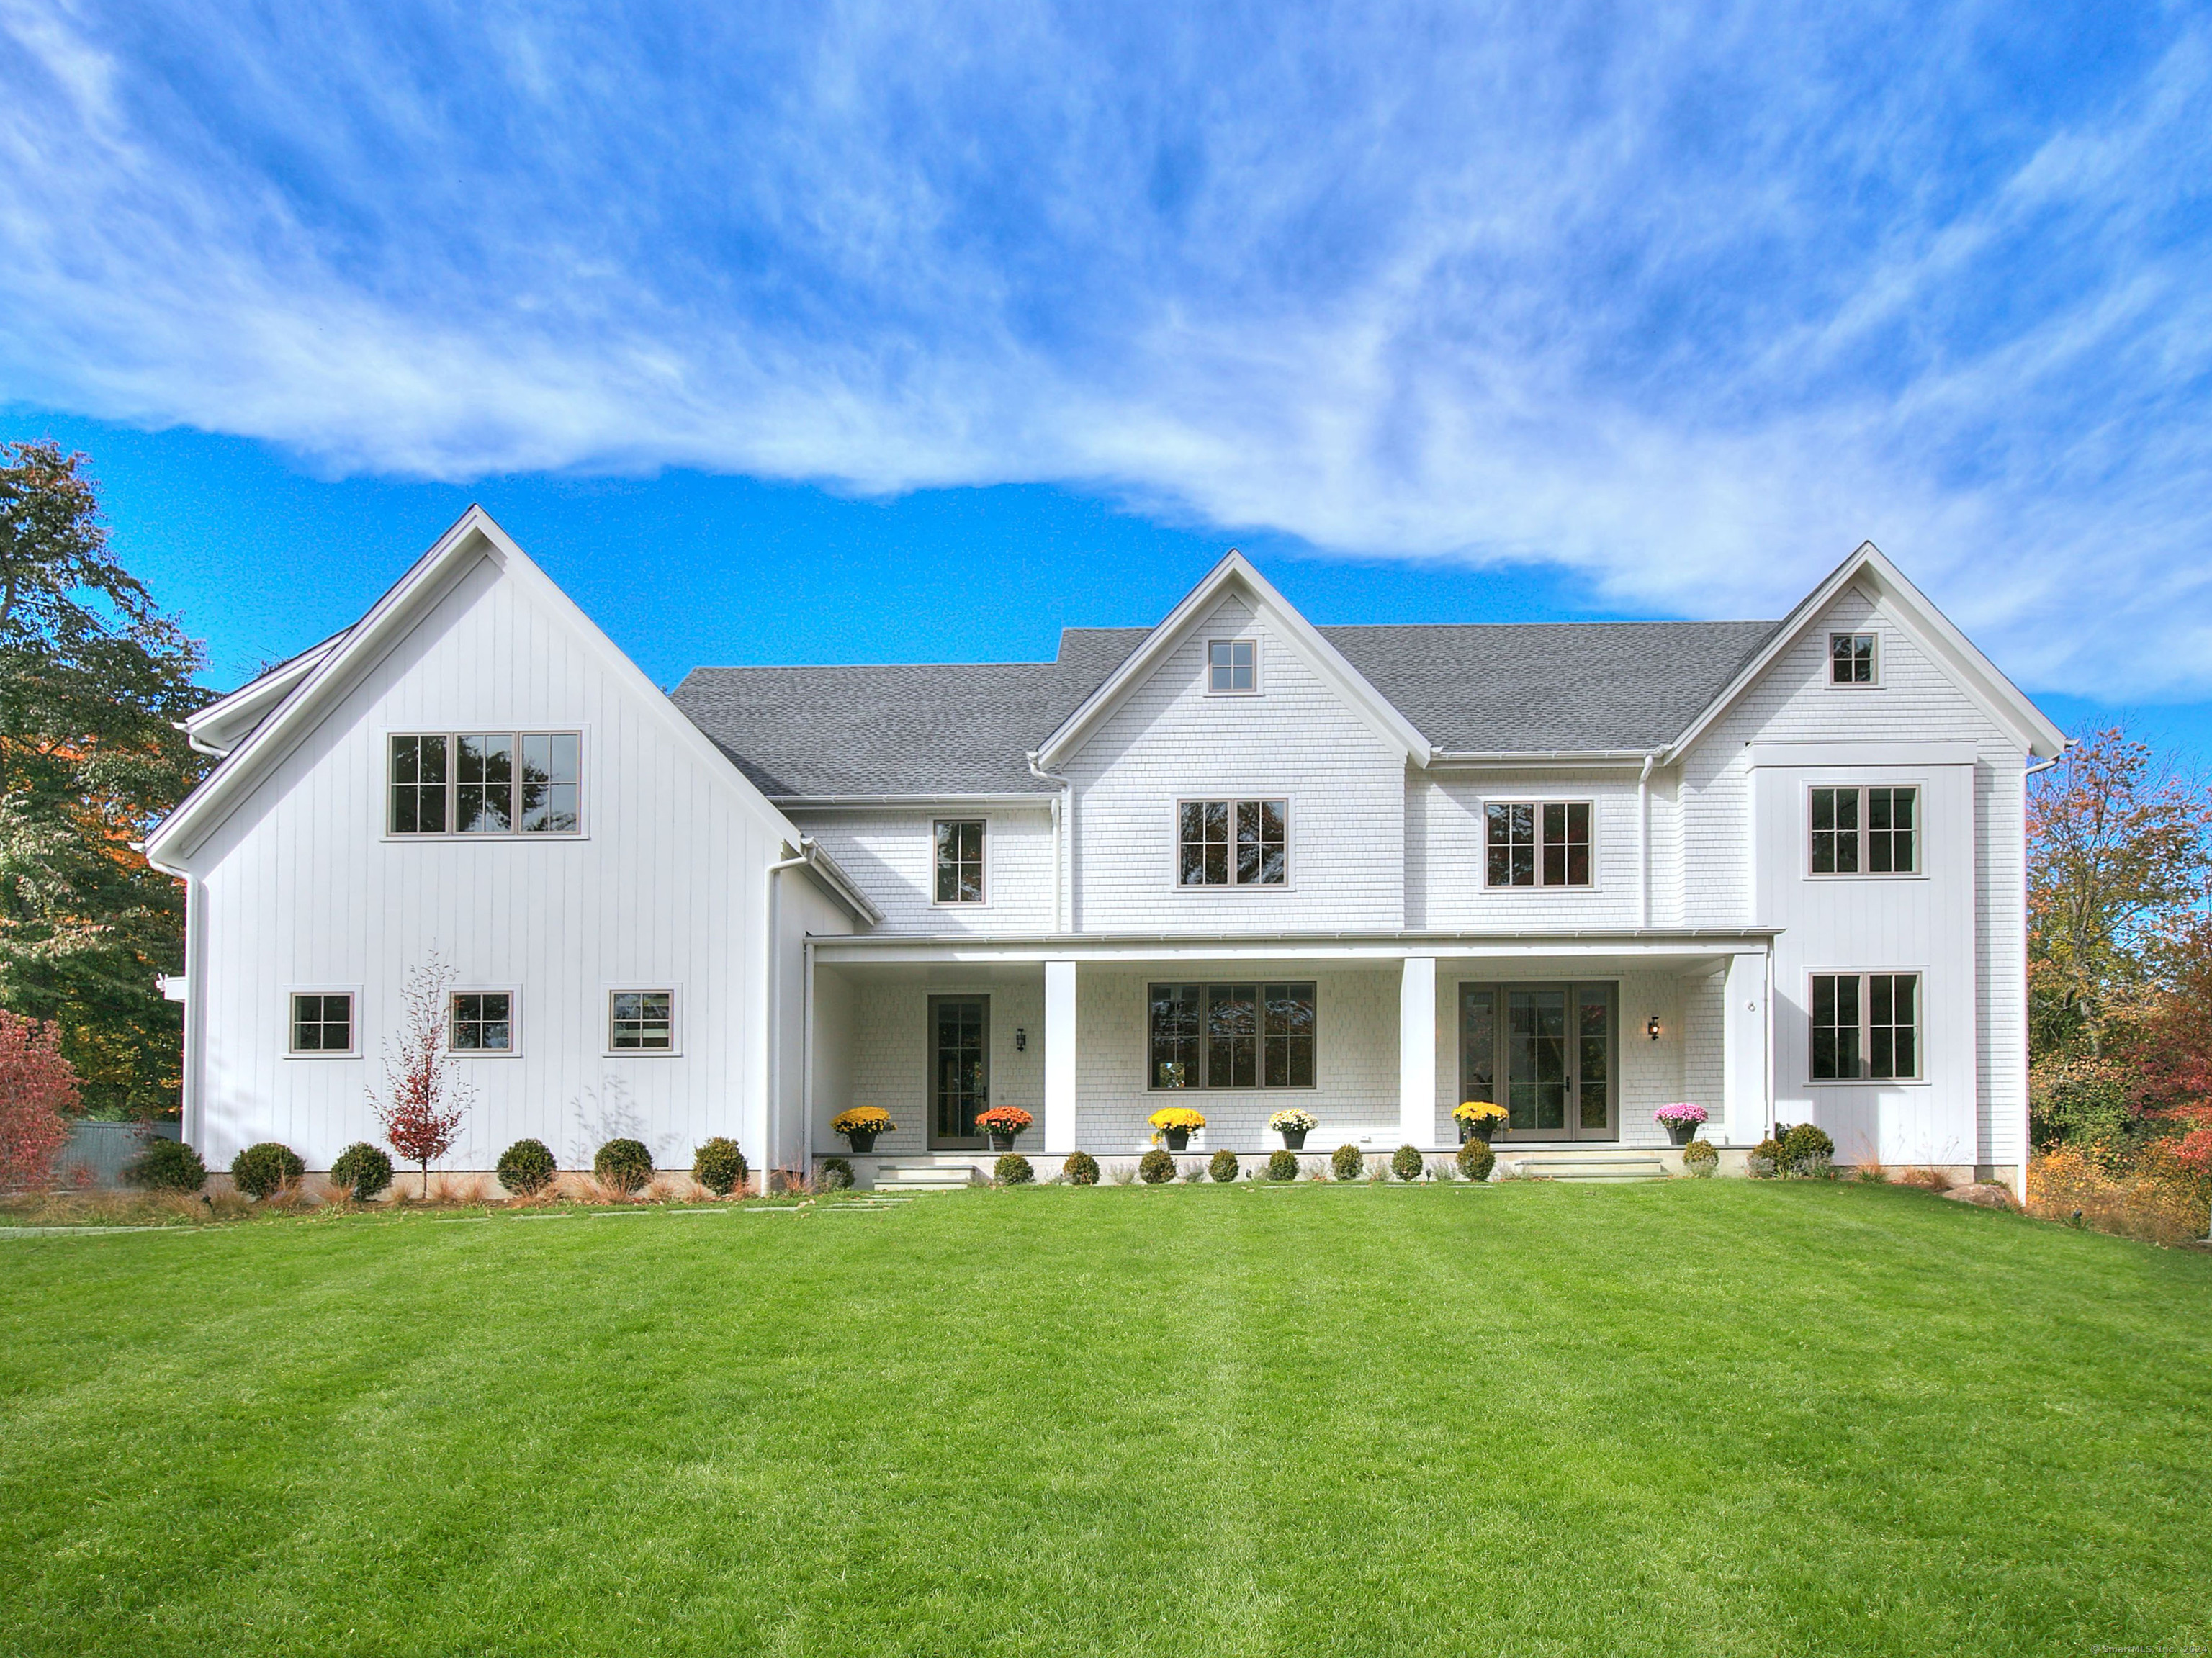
left=804, top=932, right=1776, bottom=1180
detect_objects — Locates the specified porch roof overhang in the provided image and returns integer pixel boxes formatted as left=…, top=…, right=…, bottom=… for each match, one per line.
left=809, top=927, right=1778, bottom=968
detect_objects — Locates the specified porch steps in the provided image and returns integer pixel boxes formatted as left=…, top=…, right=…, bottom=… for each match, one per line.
left=869, top=1161, right=979, bottom=1192
left=1509, top=1155, right=1670, bottom=1184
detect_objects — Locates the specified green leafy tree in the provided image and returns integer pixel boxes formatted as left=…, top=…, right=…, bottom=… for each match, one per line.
left=0, top=442, right=207, bottom=1117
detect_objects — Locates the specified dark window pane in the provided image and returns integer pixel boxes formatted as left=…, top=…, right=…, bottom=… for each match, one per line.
left=1577, top=989, right=1610, bottom=1130
left=1149, top=983, right=1200, bottom=1088
left=457, top=734, right=513, bottom=833
left=520, top=733, right=581, bottom=832
left=390, top=735, right=447, bottom=834
left=1206, top=984, right=1256, bottom=1088
left=1263, top=983, right=1316, bottom=1087
left=1507, top=988, right=1568, bottom=1130
left=1460, top=986, right=1496, bottom=1104
left=935, top=819, right=985, bottom=903
left=292, top=992, right=351, bottom=1053
left=611, top=991, right=673, bottom=1050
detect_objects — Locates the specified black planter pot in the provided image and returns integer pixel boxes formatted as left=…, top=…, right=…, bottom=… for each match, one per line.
left=987, top=1132, right=1017, bottom=1153
left=1280, top=1128, right=1308, bottom=1150
left=1460, top=1117, right=1499, bottom=1144
left=1163, top=1129, right=1191, bottom=1152
left=1663, top=1119, right=1698, bottom=1147
left=844, top=1130, right=878, bottom=1154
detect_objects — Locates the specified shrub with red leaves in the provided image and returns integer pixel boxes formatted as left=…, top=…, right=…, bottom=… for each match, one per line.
left=0, top=1010, right=78, bottom=1193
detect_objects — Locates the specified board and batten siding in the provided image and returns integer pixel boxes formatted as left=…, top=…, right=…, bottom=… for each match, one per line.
left=788, top=806, right=1056, bottom=935
left=1064, top=595, right=1408, bottom=934
left=184, top=551, right=808, bottom=1173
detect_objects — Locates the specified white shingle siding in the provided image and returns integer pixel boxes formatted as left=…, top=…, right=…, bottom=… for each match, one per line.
left=790, top=806, right=1056, bottom=935
left=1064, top=597, right=1408, bottom=933
left=1410, top=772, right=1645, bottom=929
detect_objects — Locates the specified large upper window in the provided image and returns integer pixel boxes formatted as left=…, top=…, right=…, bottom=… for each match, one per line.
left=1485, top=802, right=1592, bottom=887
left=387, top=733, right=580, bottom=835
left=1811, top=973, right=1920, bottom=1080
left=1830, top=632, right=1879, bottom=685
left=1207, top=639, right=1257, bottom=693
left=933, top=819, right=985, bottom=904
left=1178, top=800, right=1287, bottom=887
left=1149, top=982, right=1316, bottom=1089
left=1810, top=786, right=1917, bottom=875
left=289, top=992, right=354, bottom=1055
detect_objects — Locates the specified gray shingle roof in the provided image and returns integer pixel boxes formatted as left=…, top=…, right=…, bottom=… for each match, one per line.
left=670, top=618, right=1783, bottom=798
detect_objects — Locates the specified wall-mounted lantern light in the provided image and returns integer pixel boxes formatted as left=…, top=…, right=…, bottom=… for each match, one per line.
left=1646, top=1015, right=1662, bottom=1042
left=1015, top=1027, right=1028, bottom=1052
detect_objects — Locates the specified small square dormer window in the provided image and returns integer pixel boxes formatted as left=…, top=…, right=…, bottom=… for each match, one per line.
left=1208, top=639, right=1257, bottom=693
left=1830, top=633, right=1879, bottom=685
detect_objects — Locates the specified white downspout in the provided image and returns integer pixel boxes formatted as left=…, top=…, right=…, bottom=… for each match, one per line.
left=1027, top=752, right=1073, bottom=933
left=764, top=843, right=811, bottom=1191
left=1637, top=752, right=1655, bottom=930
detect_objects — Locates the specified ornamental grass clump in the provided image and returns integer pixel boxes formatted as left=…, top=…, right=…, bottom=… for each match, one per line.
left=495, top=1138, right=557, bottom=1197
left=1331, top=1143, right=1364, bottom=1181
left=123, top=1137, right=205, bottom=1193
left=328, top=1142, right=393, bottom=1202
left=1391, top=1144, right=1424, bottom=1181
left=230, top=1142, right=304, bottom=1199
left=1208, top=1149, right=1238, bottom=1183
left=994, top=1153, right=1034, bottom=1185
left=1138, top=1148, right=1176, bottom=1184
left=593, top=1138, right=653, bottom=1194
left=1062, top=1150, right=1100, bottom=1186
left=692, top=1137, right=748, bottom=1196
left=1266, top=1148, right=1300, bottom=1181
left=1455, top=1137, right=1495, bottom=1182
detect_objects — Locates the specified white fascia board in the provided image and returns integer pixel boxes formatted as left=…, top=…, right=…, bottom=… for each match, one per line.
left=813, top=927, right=1779, bottom=967
left=776, top=794, right=1058, bottom=811
left=1034, top=551, right=1433, bottom=768
left=1663, top=541, right=2068, bottom=763
left=793, top=838, right=883, bottom=925
left=184, top=635, right=348, bottom=755
left=145, top=506, right=806, bottom=873
left=1426, top=751, right=1653, bottom=770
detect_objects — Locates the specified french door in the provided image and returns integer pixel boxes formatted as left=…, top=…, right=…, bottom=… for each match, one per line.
left=928, top=996, right=990, bottom=1149
left=1460, top=982, right=1616, bottom=1140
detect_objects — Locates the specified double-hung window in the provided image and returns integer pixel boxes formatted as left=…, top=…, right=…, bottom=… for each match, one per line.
left=1810, top=786, right=1917, bottom=875
left=1830, top=632, right=1879, bottom=685
left=1177, top=800, right=1287, bottom=886
left=1148, top=982, right=1316, bottom=1089
left=387, top=732, right=581, bottom=835
left=933, top=819, right=985, bottom=904
left=1810, top=973, right=1920, bottom=1080
left=1485, top=802, right=1592, bottom=887
left=449, top=991, right=513, bottom=1053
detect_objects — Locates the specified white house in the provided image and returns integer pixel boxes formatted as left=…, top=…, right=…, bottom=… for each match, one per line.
left=146, top=506, right=2067, bottom=1191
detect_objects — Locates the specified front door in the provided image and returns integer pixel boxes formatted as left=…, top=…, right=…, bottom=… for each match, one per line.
left=1462, top=982, right=1616, bottom=1140
left=929, top=996, right=989, bottom=1148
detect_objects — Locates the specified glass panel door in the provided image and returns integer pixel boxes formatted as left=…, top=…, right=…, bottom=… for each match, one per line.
left=1466, top=982, right=1618, bottom=1141
left=929, top=996, right=989, bottom=1148
left=1507, top=988, right=1569, bottom=1132
left=1576, top=985, right=1614, bottom=1135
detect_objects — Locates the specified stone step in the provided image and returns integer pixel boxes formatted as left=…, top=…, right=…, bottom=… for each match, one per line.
left=1510, top=1156, right=1670, bottom=1183
left=868, top=1163, right=978, bottom=1191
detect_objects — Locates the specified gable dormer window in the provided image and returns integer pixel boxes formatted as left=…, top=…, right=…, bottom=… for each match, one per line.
left=1178, top=800, right=1287, bottom=886
left=388, top=732, right=581, bottom=835
left=1830, top=632, right=1879, bottom=685
left=1207, top=639, right=1258, bottom=693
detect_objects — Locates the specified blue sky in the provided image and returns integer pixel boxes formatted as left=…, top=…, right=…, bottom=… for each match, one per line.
left=2, top=2, right=2208, bottom=754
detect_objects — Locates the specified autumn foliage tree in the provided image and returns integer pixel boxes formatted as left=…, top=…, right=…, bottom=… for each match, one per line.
left=370, top=957, right=473, bottom=1197
left=0, top=1008, right=79, bottom=1192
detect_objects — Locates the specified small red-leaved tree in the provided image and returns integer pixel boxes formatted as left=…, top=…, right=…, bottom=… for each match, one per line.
left=0, top=1009, right=79, bottom=1193
left=370, top=956, right=473, bottom=1197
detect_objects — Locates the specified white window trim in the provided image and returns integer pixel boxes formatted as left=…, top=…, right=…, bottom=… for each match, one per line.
left=284, top=986, right=361, bottom=1059
left=1826, top=631, right=1882, bottom=688
left=378, top=725, right=591, bottom=842
left=1478, top=797, right=1602, bottom=892
left=1804, top=968, right=1928, bottom=1086
left=929, top=816, right=992, bottom=909
left=1204, top=637, right=1262, bottom=696
left=446, top=986, right=523, bottom=1058
left=1171, top=796, right=1296, bottom=892
left=603, top=985, right=681, bottom=1058
left=1803, top=782, right=1926, bottom=880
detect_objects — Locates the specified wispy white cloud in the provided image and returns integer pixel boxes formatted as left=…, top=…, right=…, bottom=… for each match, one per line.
left=0, top=0, right=2207, bottom=693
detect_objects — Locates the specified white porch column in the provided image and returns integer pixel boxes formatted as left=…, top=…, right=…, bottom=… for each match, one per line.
left=1722, top=950, right=1771, bottom=1146
left=1399, top=956, right=1438, bottom=1148
left=1044, top=960, right=1078, bottom=1156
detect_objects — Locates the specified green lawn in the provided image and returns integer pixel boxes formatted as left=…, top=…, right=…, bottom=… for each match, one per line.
left=2, top=1181, right=2208, bottom=1657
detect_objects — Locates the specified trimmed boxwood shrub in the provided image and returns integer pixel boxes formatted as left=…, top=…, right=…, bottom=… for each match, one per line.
left=1267, top=1148, right=1300, bottom=1182
left=328, top=1142, right=393, bottom=1201
left=1208, top=1149, right=1239, bottom=1183
left=496, top=1137, right=557, bottom=1196
left=1681, top=1138, right=1719, bottom=1177
left=995, top=1153, right=1034, bottom=1185
left=1455, top=1137, right=1495, bottom=1182
left=1777, top=1122, right=1836, bottom=1177
left=1391, top=1143, right=1424, bottom=1182
left=693, top=1136, right=748, bottom=1195
left=1138, top=1148, right=1176, bottom=1184
left=1749, top=1137, right=1784, bottom=1178
left=124, top=1137, right=205, bottom=1193
left=1331, top=1143, right=1364, bottom=1182
left=1063, top=1150, right=1100, bottom=1186
left=817, top=1155, right=854, bottom=1191
left=230, top=1141, right=305, bottom=1199
left=593, top=1138, right=653, bottom=1194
